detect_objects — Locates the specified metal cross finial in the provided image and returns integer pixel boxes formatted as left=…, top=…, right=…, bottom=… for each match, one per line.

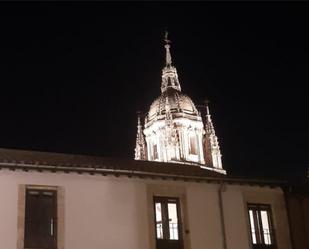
left=204, top=99, right=211, bottom=115
left=136, top=111, right=142, bottom=125
left=164, top=30, right=172, bottom=66
left=164, top=30, right=171, bottom=44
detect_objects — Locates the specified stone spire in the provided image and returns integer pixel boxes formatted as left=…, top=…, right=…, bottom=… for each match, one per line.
left=205, top=102, right=215, bottom=135
left=134, top=112, right=147, bottom=160
left=161, top=31, right=181, bottom=93
left=203, top=101, right=223, bottom=169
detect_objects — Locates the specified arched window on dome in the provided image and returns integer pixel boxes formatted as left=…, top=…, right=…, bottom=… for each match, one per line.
left=189, top=133, right=197, bottom=155
left=153, top=144, right=159, bottom=160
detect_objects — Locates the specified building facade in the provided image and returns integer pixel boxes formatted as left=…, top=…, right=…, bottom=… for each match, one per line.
left=0, top=149, right=292, bottom=249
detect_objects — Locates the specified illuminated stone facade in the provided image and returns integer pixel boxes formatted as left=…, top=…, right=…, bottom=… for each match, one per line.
left=135, top=112, right=147, bottom=160
left=135, top=33, right=225, bottom=174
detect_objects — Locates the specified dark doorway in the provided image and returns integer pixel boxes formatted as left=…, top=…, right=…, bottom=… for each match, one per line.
left=154, top=196, right=183, bottom=249
left=24, top=188, right=57, bottom=249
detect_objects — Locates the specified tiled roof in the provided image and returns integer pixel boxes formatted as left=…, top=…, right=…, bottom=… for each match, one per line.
left=0, top=148, right=284, bottom=186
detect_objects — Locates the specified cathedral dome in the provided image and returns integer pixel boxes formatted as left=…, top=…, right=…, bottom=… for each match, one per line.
left=135, top=32, right=225, bottom=173
left=148, top=88, right=199, bottom=121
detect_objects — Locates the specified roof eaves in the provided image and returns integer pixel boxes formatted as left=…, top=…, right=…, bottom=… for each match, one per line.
left=0, top=161, right=285, bottom=187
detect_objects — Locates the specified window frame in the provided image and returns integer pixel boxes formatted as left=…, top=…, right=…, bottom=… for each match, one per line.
left=24, top=187, right=58, bottom=249
left=188, top=133, right=197, bottom=155
left=247, top=203, right=277, bottom=248
left=153, top=196, right=183, bottom=242
left=17, top=185, right=64, bottom=249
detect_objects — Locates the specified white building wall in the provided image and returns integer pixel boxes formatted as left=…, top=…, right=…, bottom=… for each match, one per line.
left=0, top=170, right=150, bottom=249
left=186, top=183, right=223, bottom=249
left=221, top=187, right=251, bottom=249
left=0, top=173, right=19, bottom=249
left=65, top=176, right=149, bottom=249
left=0, top=169, right=292, bottom=249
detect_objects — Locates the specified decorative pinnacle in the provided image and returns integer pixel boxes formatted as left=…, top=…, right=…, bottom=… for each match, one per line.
left=135, top=111, right=147, bottom=160
left=164, top=30, right=172, bottom=66
left=204, top=99, right=215, bottom=134
left=164, top=30, right=171, bottom=44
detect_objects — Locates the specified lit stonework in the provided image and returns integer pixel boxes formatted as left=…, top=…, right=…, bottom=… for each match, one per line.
left=135, top=32, right=225, bottom=174
left=203, top=102, right=223, bottom=170
left=135, top=112, right=147, bottom=160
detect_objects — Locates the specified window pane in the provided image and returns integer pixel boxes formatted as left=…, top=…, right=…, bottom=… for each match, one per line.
left=153, top=144, right=158, bottom=160
left=168, top=203, right=179, bottom=240
left=155, top=202, right=163, bottom=239
left=249, top=210, right=257, bottom=244
left=261, top=210, right=272, bottom=245
left=28, top=190, right=39, bottom=195
left=189, top=134, right=197, bottom=155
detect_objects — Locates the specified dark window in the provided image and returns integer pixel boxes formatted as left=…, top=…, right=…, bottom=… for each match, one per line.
left=189, top=134, right=197, bottom=155
left=154, top=196, right=183, bottom=249
left=24, top=188, right=57, bottom=249
left=248, top=204, right=276, bottom=249
left=153, top=144, right=158, bottom=160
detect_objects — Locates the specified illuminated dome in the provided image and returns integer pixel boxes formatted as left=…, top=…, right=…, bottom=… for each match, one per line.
left=135, top=31, right=225, bottom=174
left=148, top=88, right=199, bottom=121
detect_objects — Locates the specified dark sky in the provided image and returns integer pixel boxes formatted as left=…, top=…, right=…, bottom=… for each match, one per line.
left=0, top=2, right=308, bottom=179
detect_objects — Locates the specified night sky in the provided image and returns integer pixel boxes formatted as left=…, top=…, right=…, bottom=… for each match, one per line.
left=0, top=3, right=308, bottom=179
